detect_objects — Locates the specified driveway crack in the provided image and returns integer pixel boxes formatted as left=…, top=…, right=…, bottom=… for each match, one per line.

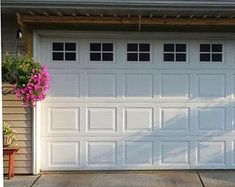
left=196, top=171, right=205, bottom=187
left=30, top=174, right=42, bottom=187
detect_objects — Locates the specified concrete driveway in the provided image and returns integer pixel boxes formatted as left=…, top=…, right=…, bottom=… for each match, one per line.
left=4, top=171, right=235, bottom=187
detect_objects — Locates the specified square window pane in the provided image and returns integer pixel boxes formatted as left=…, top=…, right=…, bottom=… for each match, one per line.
left=164, top=44, right=174, bottom=52
left=176, top=44, right=186, bottom=52
left=139, top=53, right=150, bottom=61
left=139, top=43, right=150, bottom=52
left=53, top=52, right=64, bottom=60
left=102, top=43, right=113, bottom=51
left=102, top=53, right=113, bottom=61
left=200, top=53, right=210, bottom=61
left=200, top=44, right=210, bottom=52
left=164, top=53, right=174, bottom=61
left=127, top=43, right=138, bottom=51
left=176, top=53, right=186, bottom=61
left=65, top=52, right=76, bottom=61
left=212, top=54, right=222, bottom=62
left=53, top=43, right=64, bottom=51
left=127, top=53, right=138, bottom=61
left=65, top=43, right=76, bottom=51
left=90, top=43, right=101, bottom=51
left=90, top=53, right=101, bottom=61
left=212, top=44, right=222, bottom=52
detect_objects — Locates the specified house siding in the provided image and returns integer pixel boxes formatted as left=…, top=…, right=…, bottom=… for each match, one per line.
left=2, top=14, right=33, bottom=174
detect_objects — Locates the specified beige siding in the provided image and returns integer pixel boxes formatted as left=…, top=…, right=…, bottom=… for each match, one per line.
left=2, top=14, right=33, bottom=174
left=3, top=84, right=33, bottom=174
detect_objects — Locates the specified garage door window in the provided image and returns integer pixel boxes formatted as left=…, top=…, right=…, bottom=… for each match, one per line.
left=127, top=43, right=150, bottom=62
left=163, top=43, right=187, bottom=62
left=90, top=43, right=113, bottom=62
left=200, top=44, right=223, bottom=62
left=52, top=42, right=76, bottom=61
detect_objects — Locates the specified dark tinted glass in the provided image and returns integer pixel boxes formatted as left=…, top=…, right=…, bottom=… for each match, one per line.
left=212, top=54, right=222, bottom=62
left=102, top=53, right=113, bottom=61
left=200, top=44, right=210, bottom=52
left=65, top=43, right=76, bottom=51
left=139, top=43, right=150, bottom=52
left=176, top=44, right=186, bottom=52
left=53, top=43, right=64, bottom=51
left=164, top=44, right=174, bottom=52
left=127, top=53, right=138, bottom=61
left=139, top=53, right=150, bottom=61
left=90, top=43, right=101, bottom=51
left=176, top=53, right=186, bottom=61
left=65, top=53, right=76, bottom=61
left=164, top=53, right=174, bottom=61
left=127, top=43, right=138, bottom=51
left=53, top=52, right=64, bottom=60
left=102, top=43, right=113, bottom=51
left=212, top=44, right=222, bottom=52
left=90, top=53, right=101, bottom=61
left=200, top=53, right=210, bottom=61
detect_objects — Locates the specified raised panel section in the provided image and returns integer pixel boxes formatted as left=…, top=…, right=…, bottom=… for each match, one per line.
left=87, top=74, right=117, bottom=97
left=49, top=74, right=79, bottom=97
left=87, top=108, right=116, bottom=131
left=197, top=107, right=225, bottom=131
left=49, top=108, right=79, bottom=132
left=124, top=141, right=153, bottom=165
left=87, top=141, right=117, bottom=165
left=160, top=141, right=189, bottom=165
left=160, top=108, right=190, bottom=131
left=124, top=74, right=153, bottom=97
left=160, top=74, right=189, bottom=98
left=124, top=108, right=153, bottom=131
left=197, top=74, right=225, bottom=97
left=49, top=142, right=80, bottom=166
left=197, top=141, right=225, bottom=165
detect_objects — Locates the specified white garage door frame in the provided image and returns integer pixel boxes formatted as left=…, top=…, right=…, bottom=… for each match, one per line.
left=33, top=30, right=235, bottom=174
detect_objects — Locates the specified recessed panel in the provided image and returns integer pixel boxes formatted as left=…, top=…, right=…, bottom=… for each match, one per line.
left=125, top=108, right=153, bottom=131
left=197, top=74, right=225, bottom=97
left=87, top=74, right=116, bottom=97
left=49, top=74, right=79, bottom=97
left=50, top=108, right=79, bottom=132
left=160, top=108, right=189, bottom=131
left=50, top=142, right=80, bottom=166
left=160, top=141, right=189, bottom=164
left=87, top=141, right=117, bottom=165
left=197, top=141, right=225, bottom=165
left=160, top=74, right=189, bottom=98
left=197, top=107, right=225, bottom=131
left=87, top=108, right=116, bottom=131
left=125, top=141, right=153, bottom=165
left=124, top=74, right=153, bottom=97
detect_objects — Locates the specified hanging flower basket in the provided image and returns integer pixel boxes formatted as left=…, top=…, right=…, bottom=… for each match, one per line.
left=2, top=53, right=50, bottom=107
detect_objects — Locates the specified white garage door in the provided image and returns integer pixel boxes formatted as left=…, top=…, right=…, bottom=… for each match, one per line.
left=38, top=33, right=235, bottom=170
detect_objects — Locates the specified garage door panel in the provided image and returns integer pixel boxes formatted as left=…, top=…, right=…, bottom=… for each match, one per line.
left=160, top=141, right=190, bottom=165
left=87, top=107, right=117, bottom=132
left=160, top=107, right=190, bottom=132
left=160, top=74, right=190, bottom=98
left=48, top=74, right=80, bottom=97
left=41, top=37, right=235, bottom=170
left=197, top=74, right=226, bottom=98
left=87, top=73, right=117, bottom=97
left=124, top=73, right=154, bottom=97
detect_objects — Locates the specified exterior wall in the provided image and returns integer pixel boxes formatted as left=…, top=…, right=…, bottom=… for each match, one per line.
left=2, top=14, right=33, bottom=174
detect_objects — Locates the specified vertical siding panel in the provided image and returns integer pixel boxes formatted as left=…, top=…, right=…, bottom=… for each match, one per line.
left=2, top=14, right=32, bottom=174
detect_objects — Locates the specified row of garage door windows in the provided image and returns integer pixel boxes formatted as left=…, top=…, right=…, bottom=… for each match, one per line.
left=52, top=42, right=223, bottom=63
